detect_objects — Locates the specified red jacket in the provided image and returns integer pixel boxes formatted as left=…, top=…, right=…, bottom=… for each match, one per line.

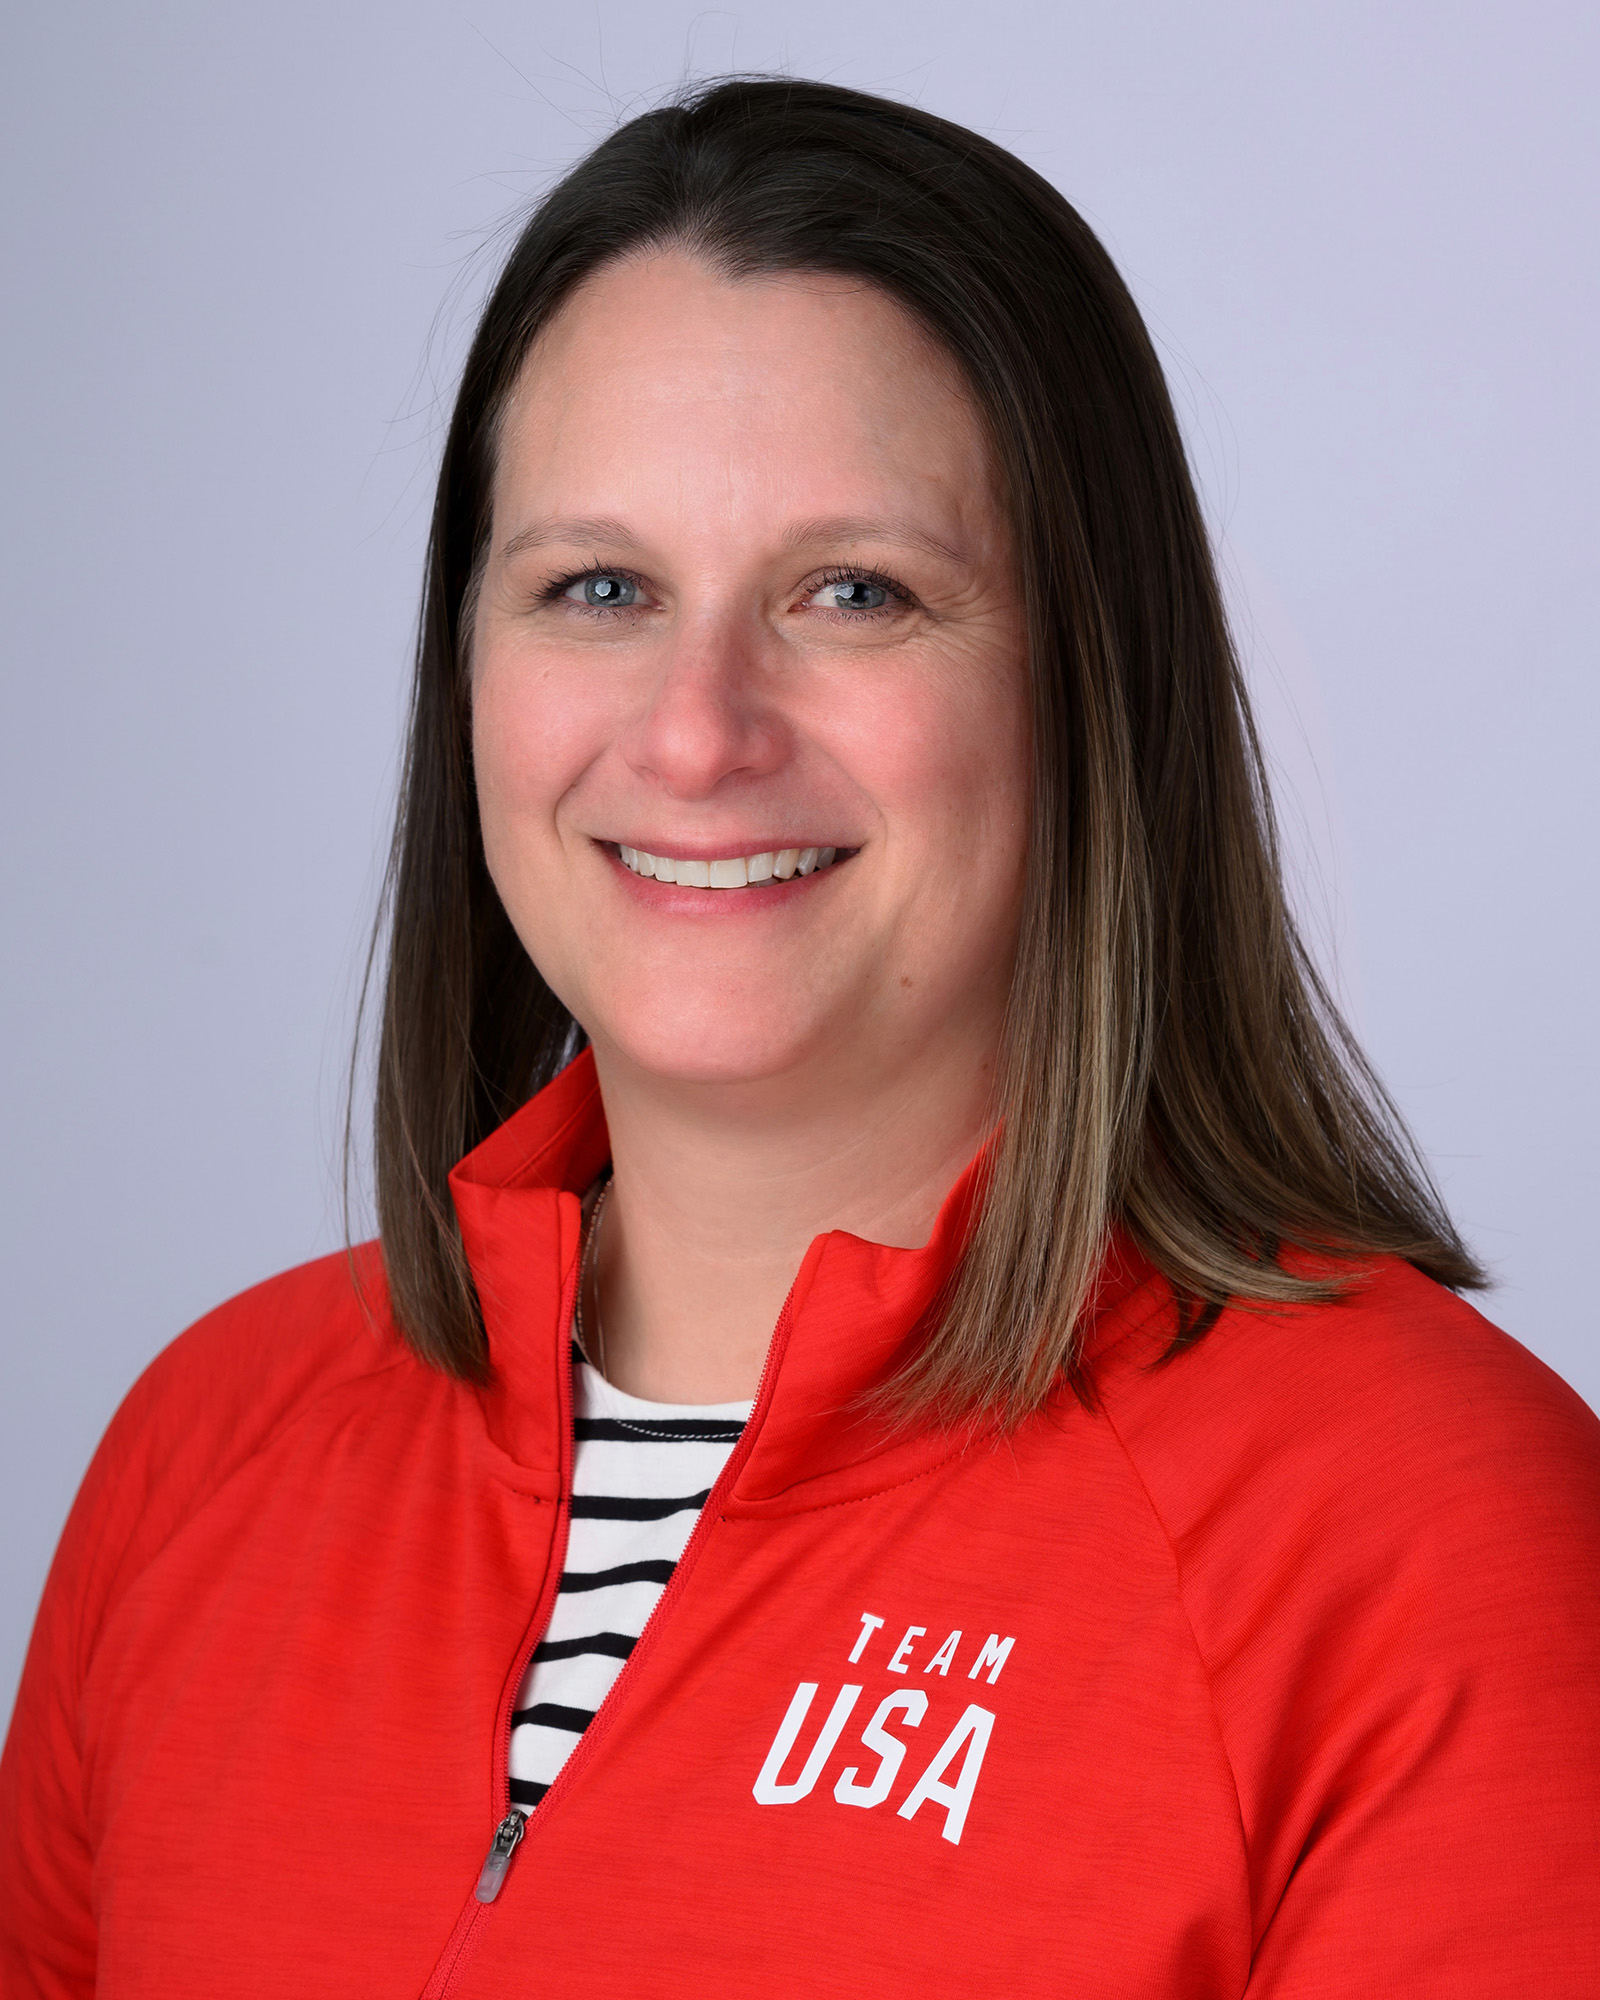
left=5, top=1050, right=1600, bottom=1996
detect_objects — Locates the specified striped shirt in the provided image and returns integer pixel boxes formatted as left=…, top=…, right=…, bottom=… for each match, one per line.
left=507, top=1347, right=752, bottom=1810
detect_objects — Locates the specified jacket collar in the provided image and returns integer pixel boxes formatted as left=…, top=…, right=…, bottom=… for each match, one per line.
left=448, top=1049, right=1163, bottom=1508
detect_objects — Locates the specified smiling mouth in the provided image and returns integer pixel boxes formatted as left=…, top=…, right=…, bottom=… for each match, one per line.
left=615, top=844, right=847, bottom=889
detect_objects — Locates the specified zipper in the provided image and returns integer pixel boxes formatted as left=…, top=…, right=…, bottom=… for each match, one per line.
left=419, top=1211, right=582, bottom=2000
left=506, top=1274, right=798, bottom=1833
left=473, top=1809, right=527, bottom=1903
left=421, top=1229, right=804, bottom=1998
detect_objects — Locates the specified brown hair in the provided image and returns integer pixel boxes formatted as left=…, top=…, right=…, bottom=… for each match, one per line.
left=366, top=76, right=1484, bottom=1421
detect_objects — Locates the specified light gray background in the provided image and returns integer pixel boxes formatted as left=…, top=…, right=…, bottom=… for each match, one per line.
left=3, top=2, right=1596, bottom=1712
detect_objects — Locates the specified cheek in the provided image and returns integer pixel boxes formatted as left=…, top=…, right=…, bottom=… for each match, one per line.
left=470, top=648, right=588, bottom=890
left=835, top=654, right=1031, bottom=879
left=793, top=657, right=1029, bottom=1035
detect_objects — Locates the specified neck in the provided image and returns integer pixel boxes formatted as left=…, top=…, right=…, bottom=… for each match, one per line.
left=584, top=1033, right=998, bottom=1403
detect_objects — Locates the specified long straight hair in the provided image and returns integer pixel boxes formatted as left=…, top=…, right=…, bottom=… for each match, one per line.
left=368, top=76, right=1483, bottom=1422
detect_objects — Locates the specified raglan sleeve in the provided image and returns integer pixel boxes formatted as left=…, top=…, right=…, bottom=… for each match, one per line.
left=1231, top=1320, right=1600, bottom=1995
left=0, top=1366, right=176, bottom=1997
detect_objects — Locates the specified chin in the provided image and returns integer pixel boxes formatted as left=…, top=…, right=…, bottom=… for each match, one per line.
left=587, top=986, right=839, bottom=1091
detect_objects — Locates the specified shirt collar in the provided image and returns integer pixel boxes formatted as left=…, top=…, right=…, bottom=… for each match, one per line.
left=448, top=1048, right=1162, bottom=1501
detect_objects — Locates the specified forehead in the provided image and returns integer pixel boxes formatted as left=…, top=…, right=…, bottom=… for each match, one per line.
left=491, top=250, right=997, bottom=531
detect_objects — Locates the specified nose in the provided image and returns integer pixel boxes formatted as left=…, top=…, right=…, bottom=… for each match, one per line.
left=620, top=609, right=790, bottom=801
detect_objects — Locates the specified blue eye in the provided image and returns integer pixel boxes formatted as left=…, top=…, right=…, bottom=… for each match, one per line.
left=565, top=573, right=638, bottom=608
left=815, top=578, right=891, bottom=611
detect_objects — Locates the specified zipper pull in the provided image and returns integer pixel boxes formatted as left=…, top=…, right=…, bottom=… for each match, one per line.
left=474, top=1809, right=528, bottom=1904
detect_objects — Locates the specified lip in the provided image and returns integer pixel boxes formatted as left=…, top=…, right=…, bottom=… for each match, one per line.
left=600, top=840, right=857, bottom=913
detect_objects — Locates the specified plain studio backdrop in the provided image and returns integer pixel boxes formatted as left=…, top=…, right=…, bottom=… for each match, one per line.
left=2, top=1, right=1596, bottom=1710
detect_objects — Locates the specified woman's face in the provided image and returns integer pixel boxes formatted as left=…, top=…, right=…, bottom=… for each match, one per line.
left=471, top=251, right=1031, bottom=1101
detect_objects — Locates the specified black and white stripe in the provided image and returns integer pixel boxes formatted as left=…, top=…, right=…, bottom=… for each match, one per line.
left=507, top=1347, right=749, bottom=1808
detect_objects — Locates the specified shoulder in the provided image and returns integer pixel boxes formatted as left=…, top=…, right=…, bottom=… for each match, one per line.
left=46, top=1246, right=425, bottom=1670
left=108, top=1242, right=412, bottom=1477
left=1086, top=1267, right=1600, bottom=1967
left=1093, top=1256, right=1600, bottom=1722
left=1104, top=1264, right=1592, bottom=1504
left=1098, top=1256, right=1600, bottom=1544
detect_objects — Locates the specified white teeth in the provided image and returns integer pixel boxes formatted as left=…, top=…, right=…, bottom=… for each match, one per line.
left=618, top=844, right=844, bottom=890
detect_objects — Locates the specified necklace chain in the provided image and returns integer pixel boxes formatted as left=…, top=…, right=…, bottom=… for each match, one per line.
left=574, top=1173, right=614, bottom=1379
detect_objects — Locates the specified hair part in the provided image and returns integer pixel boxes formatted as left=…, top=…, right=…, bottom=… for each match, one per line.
left=365, top=75, right=1484, bottom=1420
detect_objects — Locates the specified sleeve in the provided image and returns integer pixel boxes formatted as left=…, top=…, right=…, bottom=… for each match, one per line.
left=1236, top=1331, right=1600, bottom=1993
left=1244, top=1459, right=1600, bottom=1990
left=1, top=1333, right=217, bottom=1994
left=0, top=1250, right=384, bottom=1995
left=0, top=1429, right=126, bottom=1996
left=1107, top=1270, right=1600, bottom=1997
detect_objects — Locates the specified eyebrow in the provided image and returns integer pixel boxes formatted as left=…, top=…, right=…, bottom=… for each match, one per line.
left=782, top=516, right=972, bottom=569
left=498, top=516, right=640, bottom=562
left=497, top=513, right=972, bottom=569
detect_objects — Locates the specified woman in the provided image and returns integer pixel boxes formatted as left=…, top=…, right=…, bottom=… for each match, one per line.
left=4, top=76, right=1597, bottom=1997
